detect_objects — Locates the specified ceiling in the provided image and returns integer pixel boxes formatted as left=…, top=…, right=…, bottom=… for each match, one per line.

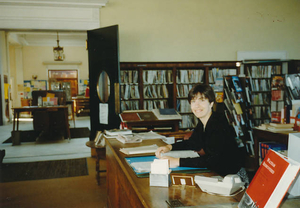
left=8, top=31, right=87, bottom=47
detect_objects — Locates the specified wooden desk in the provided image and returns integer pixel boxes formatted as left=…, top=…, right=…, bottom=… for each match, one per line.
left=252, top=128, right=290, bottom=171
left=105, top=138, right=244, bottom=208
left=12, top=106, right=70, bottom=143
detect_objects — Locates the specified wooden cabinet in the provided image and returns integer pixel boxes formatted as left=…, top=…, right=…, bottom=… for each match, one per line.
left=73, top=97, right=90, bottom=116
left=120, top=61, right=240, bottom=129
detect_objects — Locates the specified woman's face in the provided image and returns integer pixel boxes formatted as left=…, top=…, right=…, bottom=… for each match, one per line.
left=190, top=93, right=214, bottom=120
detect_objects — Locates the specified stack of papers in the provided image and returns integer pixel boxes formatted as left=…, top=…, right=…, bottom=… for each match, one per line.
left=104, top=129, right=132, bottom=136
left=116, top=134, right=142, bottom=144
left=120, top=144, right=158, bottom=155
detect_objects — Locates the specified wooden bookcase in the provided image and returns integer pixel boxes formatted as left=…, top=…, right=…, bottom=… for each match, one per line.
left=243, top=60, right=299, bottom=127
left=120, top=61, right=240, bottom=129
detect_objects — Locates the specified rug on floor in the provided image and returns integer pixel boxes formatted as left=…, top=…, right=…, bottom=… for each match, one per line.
left=0, top=158, right=89, bottom=183
left=2, top=127, right=90, bottom=143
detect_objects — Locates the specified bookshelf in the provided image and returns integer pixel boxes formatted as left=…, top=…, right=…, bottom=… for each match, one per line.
left=120, top=61, right=240, bottom=129
left=222, top=60, right=300, bottom=170
left=243, top=60, right=299, bottom=127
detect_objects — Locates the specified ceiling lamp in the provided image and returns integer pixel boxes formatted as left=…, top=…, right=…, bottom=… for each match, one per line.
left=53, top=32, right=65, bottom=61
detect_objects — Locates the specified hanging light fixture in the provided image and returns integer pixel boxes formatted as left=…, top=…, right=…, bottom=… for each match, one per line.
left=53, top=32, right=65, bottom=61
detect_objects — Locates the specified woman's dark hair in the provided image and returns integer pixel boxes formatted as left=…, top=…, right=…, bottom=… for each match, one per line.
left=188, top=83, right=215, bottom=103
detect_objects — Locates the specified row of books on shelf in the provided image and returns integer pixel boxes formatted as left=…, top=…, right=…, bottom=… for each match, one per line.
left=121, top=84, right=140, bottom=100
left=176, top=99, right=192, bottom=113
left=209, top=68, right=236, bottom=83
left=176, top=84, right=193, bottom=98
left=120, top=70, right=139, bottom=83
left=143, top=100, right=168, bottom=110
left=259, top=141, right=287, bottom=163
left=176, top=69, right=204, bottom=83
left=253, top=106, right=271, bottom=119
left=143, top=70, right=173, bottom=84
left=271, top=100, right=284, bottom=112
left=179, top=114, right=198, bottom=129
left=211, top=67, right=236, bottom=79
left=121, top=100, right=139, bottom=111
left=249, top=78, right=270, bottom=91
left=144, top=84, right=169, bottom=98
left=251, top=93, right=270, bottom=105
left=246, top=65, right=282, bottom=78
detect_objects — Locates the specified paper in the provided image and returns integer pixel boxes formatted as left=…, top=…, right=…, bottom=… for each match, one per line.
left=99, top=103, right=108, bottom=124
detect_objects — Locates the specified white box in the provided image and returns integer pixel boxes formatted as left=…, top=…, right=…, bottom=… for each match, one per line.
left=149, top=173, right=170, bottom=187
left=288, top=133, right=300, bottom=197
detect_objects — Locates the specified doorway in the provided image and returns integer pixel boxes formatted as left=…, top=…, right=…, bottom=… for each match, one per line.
left=48, top=70, right=78, bottom=100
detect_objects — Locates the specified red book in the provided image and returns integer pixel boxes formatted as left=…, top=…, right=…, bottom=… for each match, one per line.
left=238, top=149, right=300, bottom=208
left=119, top=112, right=141, bottom=122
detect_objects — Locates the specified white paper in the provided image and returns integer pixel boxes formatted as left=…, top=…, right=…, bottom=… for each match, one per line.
left=99, top=103, right=108, bottom=124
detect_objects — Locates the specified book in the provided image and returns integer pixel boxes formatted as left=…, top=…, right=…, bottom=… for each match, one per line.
left=104, top=129, right=132, bottom=136
left=119, top=112, right=141, bottom=122
left=238, top=149, right=300, bottom=208
left=138, top=111, right=158, bottom=121
left=152, top=109, right=182, bottom=120
left=120, top=144, right=159, bottom=155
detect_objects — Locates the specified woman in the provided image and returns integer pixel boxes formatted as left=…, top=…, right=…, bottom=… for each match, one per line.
left=155, top=83, right=246, bottom=178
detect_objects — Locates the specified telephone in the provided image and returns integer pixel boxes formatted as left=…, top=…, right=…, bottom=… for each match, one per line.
left=195, top=174, right=245, bottom=196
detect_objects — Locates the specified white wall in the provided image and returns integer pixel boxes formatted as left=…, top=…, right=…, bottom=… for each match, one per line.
left=100, top=0, right=300, bottom=61
left=22, top=46, right=88, bottom=81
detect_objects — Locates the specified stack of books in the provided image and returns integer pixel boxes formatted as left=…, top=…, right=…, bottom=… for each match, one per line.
left=267, top=123, right=295, bottom=132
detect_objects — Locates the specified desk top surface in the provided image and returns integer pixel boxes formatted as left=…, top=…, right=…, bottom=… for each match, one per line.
left=105, top=138, right=244, bottom=207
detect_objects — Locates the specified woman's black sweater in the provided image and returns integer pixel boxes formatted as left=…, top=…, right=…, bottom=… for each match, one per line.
left=172, top=112, right=244, bottom=176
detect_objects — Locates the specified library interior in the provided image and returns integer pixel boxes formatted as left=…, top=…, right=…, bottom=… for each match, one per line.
left=1, top=0, right=300, bottom=207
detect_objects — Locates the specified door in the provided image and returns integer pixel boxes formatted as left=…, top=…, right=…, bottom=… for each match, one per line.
left=88, top=25, right=121, bottom=141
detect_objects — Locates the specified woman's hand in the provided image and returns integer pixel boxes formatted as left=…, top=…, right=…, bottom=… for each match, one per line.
left=160, top=156, right=179, bottom=168
left=155, top=144, right=172, bottom=158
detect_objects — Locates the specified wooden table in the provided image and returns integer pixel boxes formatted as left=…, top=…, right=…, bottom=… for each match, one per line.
left=85, top=141, right=106, bottom=185
left=12, top=106, right=71, bottom=143
left=104, top=138, right=244, bottom=208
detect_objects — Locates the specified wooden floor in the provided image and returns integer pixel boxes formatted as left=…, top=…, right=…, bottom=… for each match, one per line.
left=0, top=156, right=107, bottom=208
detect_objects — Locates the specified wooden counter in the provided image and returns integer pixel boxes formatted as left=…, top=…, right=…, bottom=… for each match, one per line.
left=105, top=138, right=244, bottom=208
